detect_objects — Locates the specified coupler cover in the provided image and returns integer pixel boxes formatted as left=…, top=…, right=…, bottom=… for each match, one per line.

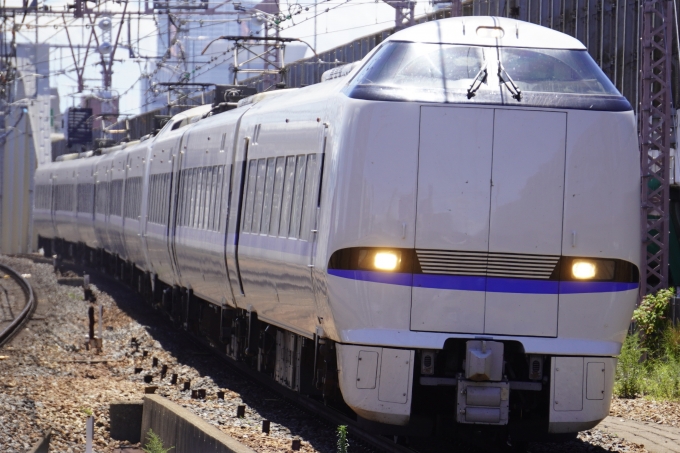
left=465, top=340, right=504, bottom=381
left=456, top=380, right=510, bottom=425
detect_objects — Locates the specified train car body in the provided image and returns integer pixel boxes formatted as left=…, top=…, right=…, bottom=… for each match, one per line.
left=35, top=16, right=640, bottom=442
left=122, top=142, right=151, bottom=272
left=74, top=153, right=99, bottom=249
left=52, top=158, right=81, bottom=245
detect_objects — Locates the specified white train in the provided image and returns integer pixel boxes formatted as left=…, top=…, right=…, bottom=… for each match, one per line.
left=35, top=16, right=640, bottom=443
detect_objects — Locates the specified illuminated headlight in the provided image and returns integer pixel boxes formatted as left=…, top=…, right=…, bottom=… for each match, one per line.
left=572, top=260, right=597, bottom=279
left=374, top=252, right=399, bottom=271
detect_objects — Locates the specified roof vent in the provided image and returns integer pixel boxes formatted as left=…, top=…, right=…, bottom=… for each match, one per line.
left=476, top=26, right=504, bottom=39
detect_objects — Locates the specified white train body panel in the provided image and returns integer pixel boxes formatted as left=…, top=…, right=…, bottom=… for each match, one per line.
left=122, top=143, right=151, bottom=271
left=75, top=156, right=100, bottom=249
left=174, top=109, right=239, bottom=304
left=233, top=85, right=330, bottom=335
left=94, top=152, right=115, bottom=253
left=108, top=151, right=129, bottom=260
left=34, top=16, right=641, bottom=437
left=52, top=160, right=80, bottom=244
left=33, top=164, right=56, bottom=242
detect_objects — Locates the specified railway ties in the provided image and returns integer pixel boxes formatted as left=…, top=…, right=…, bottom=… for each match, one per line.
left=0, top=264, right=36, bottom=346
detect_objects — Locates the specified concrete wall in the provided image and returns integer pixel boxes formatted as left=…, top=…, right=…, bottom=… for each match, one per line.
left=140, top=395, right=256, bottom=453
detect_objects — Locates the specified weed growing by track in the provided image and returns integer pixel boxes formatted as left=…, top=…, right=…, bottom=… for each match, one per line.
left=336, top=425, right=349, bottom=453
left=615, top=288, right=680, bottom=400
left=142, top=429, right=174, bottom=453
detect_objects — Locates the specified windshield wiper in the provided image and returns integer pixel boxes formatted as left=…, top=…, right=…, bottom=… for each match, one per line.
left=467, top=62, right=488, bottom=99
left=498, top=62, right=522, bottom=101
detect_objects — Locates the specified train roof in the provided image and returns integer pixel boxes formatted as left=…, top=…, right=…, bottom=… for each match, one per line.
left=388, top=16, right=586, bottom=50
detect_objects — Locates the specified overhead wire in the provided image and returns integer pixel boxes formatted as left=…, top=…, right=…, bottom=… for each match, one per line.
left=3, top=0, right=398, bottom=114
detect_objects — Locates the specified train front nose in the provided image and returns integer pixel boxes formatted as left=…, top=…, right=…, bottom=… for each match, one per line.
left=411, top=106, right=567, bottom=337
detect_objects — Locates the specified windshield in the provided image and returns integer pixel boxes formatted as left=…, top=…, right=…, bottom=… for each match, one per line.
left=357, top=42, right=485, bottom=91
left=347, top=41, right=628, bottom=110
left=499, top=48, right=619, bottom=95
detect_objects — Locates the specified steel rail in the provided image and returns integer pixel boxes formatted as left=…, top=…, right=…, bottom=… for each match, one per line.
left=0, top=263, right=36, bottom=346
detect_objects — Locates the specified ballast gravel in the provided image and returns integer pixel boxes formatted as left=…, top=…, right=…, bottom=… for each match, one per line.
left=610, top=397, right=680, bottom=427
left=0, top=254, right=657, bottom=453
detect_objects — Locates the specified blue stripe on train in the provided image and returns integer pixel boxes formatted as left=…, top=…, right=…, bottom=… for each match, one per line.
left=327, top=269, right=638, bottom=294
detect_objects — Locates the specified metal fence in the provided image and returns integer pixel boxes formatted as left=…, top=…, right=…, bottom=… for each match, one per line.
left=672, top=297, right=680, bottom=325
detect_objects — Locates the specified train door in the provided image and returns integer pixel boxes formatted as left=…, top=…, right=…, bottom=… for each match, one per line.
left=49, top=171, right=56, bottom=240
left=310, top=126, right=328, bottom=314
left=167, top=139, right=184, bottom=285
left=225, top=132, right=250, bottom=303
left=483, top=109, right=566, bottom=337
left=411, top=106, right=566, bottom=337
left=410, top=106, right=494, bottom=334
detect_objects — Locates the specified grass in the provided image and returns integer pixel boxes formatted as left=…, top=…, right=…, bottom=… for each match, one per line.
left=614, top=323, right=680, bottom=400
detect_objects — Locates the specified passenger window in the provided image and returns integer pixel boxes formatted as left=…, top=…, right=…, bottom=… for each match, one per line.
left=154, top=175, right=161, bottom=223
left=204, top=166, right=213, bottom=230
left=185, top=171, right=191, bottom=225
left=300, top=154, right=321, bottom=241
left=149, top=177, right=154, bottom=222
left=252, top=159, right=267, bottom=234
left=208, top=167, right=216, bottom=230
left=269, top=157, right=285, bottom=236
left=289, top=155, right=307, bottom=239
left=191, top=168, right=198, bottom=227
left=181, top=171, right=187, bottom=226
left=161, top=174, right=166, bottom=222
left=214, top=166, right=225, bottom=231
left=154, top=175, right=160, bottom=224
left=124, top=180, right=130, bottom=218
left=163, top=173, right=170, bottom=225
left=110, top=180, right=121, bottom=216
left=96, top=182, right=105, bottom=215
left=261, top=158, right=276, bottom=234
left=209, top=166, right=218, bottom=230
left=196, top=168, right=204, bottom=229
left=151, top=175, right=157, bottom=223
left=243, top=160, right=258, bottom=232
left=176, top=171, right=184, bottom=225
left=184, top=170, right=192, bottom=227
left=69, top=185, right=75, bottom=211
left=279, top=156, right=296, bottom=237
left=154, top=175, right=160, bottom=223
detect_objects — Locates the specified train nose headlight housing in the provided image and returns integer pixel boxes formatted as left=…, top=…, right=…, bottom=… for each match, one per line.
left=572, top=261, right=597, bottom=279
left=374, top=252, right=400, bottom=271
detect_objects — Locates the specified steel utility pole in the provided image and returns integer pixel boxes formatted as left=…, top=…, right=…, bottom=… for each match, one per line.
left=384, top=1, right=416, bottom=31
left=640, top=0, right=674, bottom=295
left=261, top=0, right=281, bottom=89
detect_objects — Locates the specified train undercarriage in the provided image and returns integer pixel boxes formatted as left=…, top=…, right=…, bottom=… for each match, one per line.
left=42, top=236, right=606, bottom=445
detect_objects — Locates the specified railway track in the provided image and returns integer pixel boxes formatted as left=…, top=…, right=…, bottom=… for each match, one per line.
left=40, top=256, right=423, bottom=453
left=0, top=263, right=36, bottom=346
left=197, top=335, right=419, bottom=453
